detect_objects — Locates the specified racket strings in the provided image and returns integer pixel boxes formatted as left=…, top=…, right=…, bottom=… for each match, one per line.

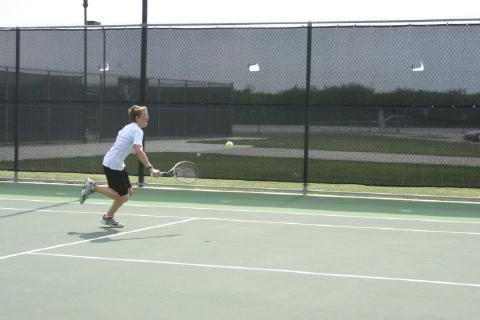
left=174, top=163, right=198, bottom=182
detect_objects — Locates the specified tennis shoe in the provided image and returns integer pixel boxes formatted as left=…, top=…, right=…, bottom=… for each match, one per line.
left=79, top=178, right=95, bottom=204
left=100, top=214, right=124, bottom=228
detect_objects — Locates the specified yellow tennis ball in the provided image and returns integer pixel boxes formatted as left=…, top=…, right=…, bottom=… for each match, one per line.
left=225, top=141, right=234, bottom=149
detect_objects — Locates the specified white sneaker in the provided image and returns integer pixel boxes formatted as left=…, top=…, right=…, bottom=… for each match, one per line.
left=100, top=214, right=124, bottom=228
left=79, top=178, right=95, bottom=204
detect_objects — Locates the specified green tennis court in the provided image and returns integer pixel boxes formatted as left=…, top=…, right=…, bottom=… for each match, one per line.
left=1, top=181, right=480, bottom=319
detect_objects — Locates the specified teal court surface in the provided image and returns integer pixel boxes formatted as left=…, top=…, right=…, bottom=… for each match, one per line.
left=1, top=181, right=480, bottom=319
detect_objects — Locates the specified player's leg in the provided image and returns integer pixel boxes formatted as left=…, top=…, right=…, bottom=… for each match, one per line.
left=104, top=173, right=133, bottom=219
left=104, top=193, right=129, bottom=217
left=100, top=167, right=131, bottom=228
left=101, top=193, right=127, bottom=228
left=80, top=178, right=122, bottom=203
left=93, top=184, right=121, bottom=200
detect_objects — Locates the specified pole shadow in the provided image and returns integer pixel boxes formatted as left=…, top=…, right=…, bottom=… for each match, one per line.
left=0, top=200, right=77, bottom=219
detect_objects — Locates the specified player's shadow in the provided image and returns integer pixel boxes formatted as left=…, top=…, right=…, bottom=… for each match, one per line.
left=67, top=229, right=182, bottom=243
left=0, top=200, right=76, bottom=219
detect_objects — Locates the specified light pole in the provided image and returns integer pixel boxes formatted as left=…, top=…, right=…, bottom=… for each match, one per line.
left=99, top=26, right=107, bottom=140
left=83, top=0, right=88, bottom=141
left=83, top=0, right=101, bottom=141
left=83, top=0, right=88, bottom=94
left=138, top=0, right=148, bottom=187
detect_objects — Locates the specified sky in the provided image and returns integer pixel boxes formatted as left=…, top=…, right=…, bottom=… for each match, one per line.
left=1, top=0, right=480, bottom=27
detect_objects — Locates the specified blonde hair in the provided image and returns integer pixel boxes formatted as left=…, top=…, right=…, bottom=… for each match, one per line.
left=128, top=105, right=148, bottom=122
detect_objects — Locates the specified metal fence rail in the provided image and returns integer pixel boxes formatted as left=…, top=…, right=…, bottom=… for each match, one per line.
left=1, top=21, right=480, bottom=191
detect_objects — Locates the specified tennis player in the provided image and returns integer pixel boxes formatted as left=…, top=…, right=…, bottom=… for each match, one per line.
left=79, top=105, right=160, bottom=228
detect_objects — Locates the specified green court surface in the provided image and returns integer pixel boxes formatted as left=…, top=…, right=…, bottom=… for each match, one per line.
left=1, top=182, right=480, bottom=319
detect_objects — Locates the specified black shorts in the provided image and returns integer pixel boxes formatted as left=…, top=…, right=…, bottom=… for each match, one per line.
left=103, top=166, right=132, bottom=197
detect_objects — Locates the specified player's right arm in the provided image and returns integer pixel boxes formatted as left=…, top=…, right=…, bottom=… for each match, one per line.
left=134, top=144, right=160, bottom=177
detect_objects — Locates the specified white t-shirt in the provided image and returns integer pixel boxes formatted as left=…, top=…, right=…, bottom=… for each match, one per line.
left=103, top=122, right=144, bottom=170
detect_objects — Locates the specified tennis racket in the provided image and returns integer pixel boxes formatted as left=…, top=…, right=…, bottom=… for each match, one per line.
left=156, top=161, right=198, bottom=184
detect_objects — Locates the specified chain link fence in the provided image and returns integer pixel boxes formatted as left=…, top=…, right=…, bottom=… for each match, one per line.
left=1, top=22, right=480, bottom=193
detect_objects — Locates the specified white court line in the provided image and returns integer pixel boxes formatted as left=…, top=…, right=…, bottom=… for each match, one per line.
left=115, top=203, right=480, bottom=225
left=1, top=207, right=480, bottom=236
left=29, top=252, right=480, bottom=288
left=3, top=180, right=480, bottom=204
left=0, top=218, right=195, bottom=260
left=1, top=196, right=480, bottom=225
left=199, top=217, right=480, bottom=236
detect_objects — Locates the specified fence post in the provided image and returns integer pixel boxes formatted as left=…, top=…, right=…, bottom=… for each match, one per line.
left=5, top=66, right=8, bottom=144
left=14, top=28, right=20, bottom=182
left=302, top=22, right=312, bottom=194
left=46, top=71, right=50, bottom=100
left=138, top=0, right=148, bottom=187
left=229, top=83, right=234, bottom=136
left=5, top=66, right=9, bottom=100
left=83, top=12, right=88, bottom=143
left=46, top=71, right=51, bottom=143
